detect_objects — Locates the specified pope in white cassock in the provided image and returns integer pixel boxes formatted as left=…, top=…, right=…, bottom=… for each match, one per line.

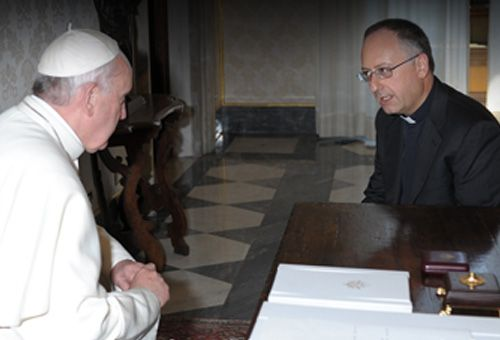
left=0, top=28, right=170, bottom=339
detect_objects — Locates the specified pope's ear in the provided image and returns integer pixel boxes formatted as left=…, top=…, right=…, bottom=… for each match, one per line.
left=82, top=82, right=99, bottom=116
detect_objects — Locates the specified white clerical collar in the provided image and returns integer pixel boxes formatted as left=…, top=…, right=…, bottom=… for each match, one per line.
left=400, top=114, right=417, bottom=124
left=22, top=95, right=84, bottom=161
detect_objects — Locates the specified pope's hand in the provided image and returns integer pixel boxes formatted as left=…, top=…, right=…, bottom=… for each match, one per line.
left=130, top=263, right=170, bottom=307
left=110, top=259, right=146, bottom=291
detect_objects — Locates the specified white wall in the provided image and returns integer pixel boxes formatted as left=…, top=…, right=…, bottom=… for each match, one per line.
left=167, top=0, right=220, bottom=157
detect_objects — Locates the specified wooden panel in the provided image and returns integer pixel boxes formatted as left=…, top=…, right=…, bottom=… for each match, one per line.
left=469, top=47, right=488, bottom=102
left=470, top=47, right=488, bottom=66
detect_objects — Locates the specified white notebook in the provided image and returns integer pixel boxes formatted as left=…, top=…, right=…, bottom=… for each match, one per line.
left=268, top=264, right=412, bottom=313
left=250, top=302, right=492, bottom=340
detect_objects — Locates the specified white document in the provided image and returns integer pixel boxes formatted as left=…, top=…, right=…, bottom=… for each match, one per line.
left=250, top=302, right=500, bottom=340
left=268, top=264, right=412, bottom=313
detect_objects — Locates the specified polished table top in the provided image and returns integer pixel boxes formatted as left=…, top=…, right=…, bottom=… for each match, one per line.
left=259, top=202, right=500, bottom=316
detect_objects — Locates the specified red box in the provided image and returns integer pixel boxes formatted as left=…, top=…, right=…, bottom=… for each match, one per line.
left=421, top=250, right=469, bottom=276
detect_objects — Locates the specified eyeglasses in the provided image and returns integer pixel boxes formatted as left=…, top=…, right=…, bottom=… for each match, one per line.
left=357, top=53, right=421, bottom=82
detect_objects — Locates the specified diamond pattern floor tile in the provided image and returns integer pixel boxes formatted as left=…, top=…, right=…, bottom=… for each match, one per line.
left=206, top=163, right=285, bottom=181
left=165, top=157, right=196, bottom=181
left=341, top=142, right=376, bottom=156
left=186, top=205, right=264, bottom=233
left=188, top=182, right=276, bottom=204
left=329, top=185, right=366, bottom=203
left=331, top=179, right=355, bottom=191
left=226, top=137, right=298, bottom=154
left=249, top=177, right=283, bottom=189
left=156, top=136, right=376, bottom=318
left=329, top=165, right=372, bottom=203
left=162, top=270, right=232, bottom=314
left=161, top=234, right=250, bottom=269
left=334, top=165, right=373, bottom=184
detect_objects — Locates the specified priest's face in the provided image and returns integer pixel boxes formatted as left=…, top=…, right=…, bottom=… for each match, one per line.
left=360, top=29, right=427, bottom=115
left=87, top=56, right=132, bottom=153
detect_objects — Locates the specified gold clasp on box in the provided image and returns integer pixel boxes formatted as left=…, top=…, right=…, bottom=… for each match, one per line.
left=459, top=272, right=485, bottom=290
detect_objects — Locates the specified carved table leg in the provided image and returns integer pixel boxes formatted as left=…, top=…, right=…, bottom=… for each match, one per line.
left=98, top=136, right=168, bottom=271
left=93, top=95, right=193, bottom=270
left=122, top=145, right=167, bottom=270
left=155, top=118, right=189, bottom=256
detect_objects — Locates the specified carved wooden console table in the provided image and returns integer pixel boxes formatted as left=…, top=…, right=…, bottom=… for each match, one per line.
left=91, top=94, right=189, bottom=271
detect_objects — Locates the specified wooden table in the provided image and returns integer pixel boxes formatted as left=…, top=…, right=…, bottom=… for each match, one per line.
left=91, top=94, right=189, bottom=271
left=255, top=202, right=500, bottom=323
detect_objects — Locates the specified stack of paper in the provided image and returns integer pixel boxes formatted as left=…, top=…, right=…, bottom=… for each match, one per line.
left=251, top=264, right=500, bottom=339
left=268, top=264, right=412, bottom=313
left=250, top=302, right=500, bottom=340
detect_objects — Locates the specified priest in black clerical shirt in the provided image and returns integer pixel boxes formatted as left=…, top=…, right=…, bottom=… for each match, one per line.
left=358, top=18, right=500, bottom=207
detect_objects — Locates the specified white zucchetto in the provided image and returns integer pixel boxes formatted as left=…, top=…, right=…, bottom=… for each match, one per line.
left=37, top=28, right=120, bottom=77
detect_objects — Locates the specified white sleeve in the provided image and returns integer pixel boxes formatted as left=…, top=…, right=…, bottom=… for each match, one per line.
left=16, top=183, right=161, bottom=340
left=97, top=226, right=134, bottom=265
left=98, top=225, right=135, bottom=288
left=58, top=193, right=161, bottom=340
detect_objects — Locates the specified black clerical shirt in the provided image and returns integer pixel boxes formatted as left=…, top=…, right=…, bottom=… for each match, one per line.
left=399, top=83, right=436, bottom=204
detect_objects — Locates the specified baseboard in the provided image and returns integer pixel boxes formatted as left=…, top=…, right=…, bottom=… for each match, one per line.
left=217, top=106, right=316, bottom=135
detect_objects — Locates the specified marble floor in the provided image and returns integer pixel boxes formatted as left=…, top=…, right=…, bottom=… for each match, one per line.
left=158, top=135, right=375, bottom=320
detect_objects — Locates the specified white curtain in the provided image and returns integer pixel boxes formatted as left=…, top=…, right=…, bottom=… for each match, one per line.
left=316, top=0, right=469, bottom=141
left=168, top=0, right=219, bottom=156
left=487, top=0, right=500, bottom=120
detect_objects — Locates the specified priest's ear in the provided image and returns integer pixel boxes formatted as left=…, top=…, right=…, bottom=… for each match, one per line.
left=415, top=53, right=430, bottom=78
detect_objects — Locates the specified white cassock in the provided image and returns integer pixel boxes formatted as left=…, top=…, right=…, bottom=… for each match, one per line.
left=0, top=95, right=160, bottom=339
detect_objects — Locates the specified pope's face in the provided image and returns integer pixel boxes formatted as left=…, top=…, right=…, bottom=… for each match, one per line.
left=86, top=56, right=132, bottom=153
left=361, top=29, right=425, bottom=115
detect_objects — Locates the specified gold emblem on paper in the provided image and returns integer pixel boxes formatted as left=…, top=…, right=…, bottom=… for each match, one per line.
left=345, top=280, right=366, bottom=290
